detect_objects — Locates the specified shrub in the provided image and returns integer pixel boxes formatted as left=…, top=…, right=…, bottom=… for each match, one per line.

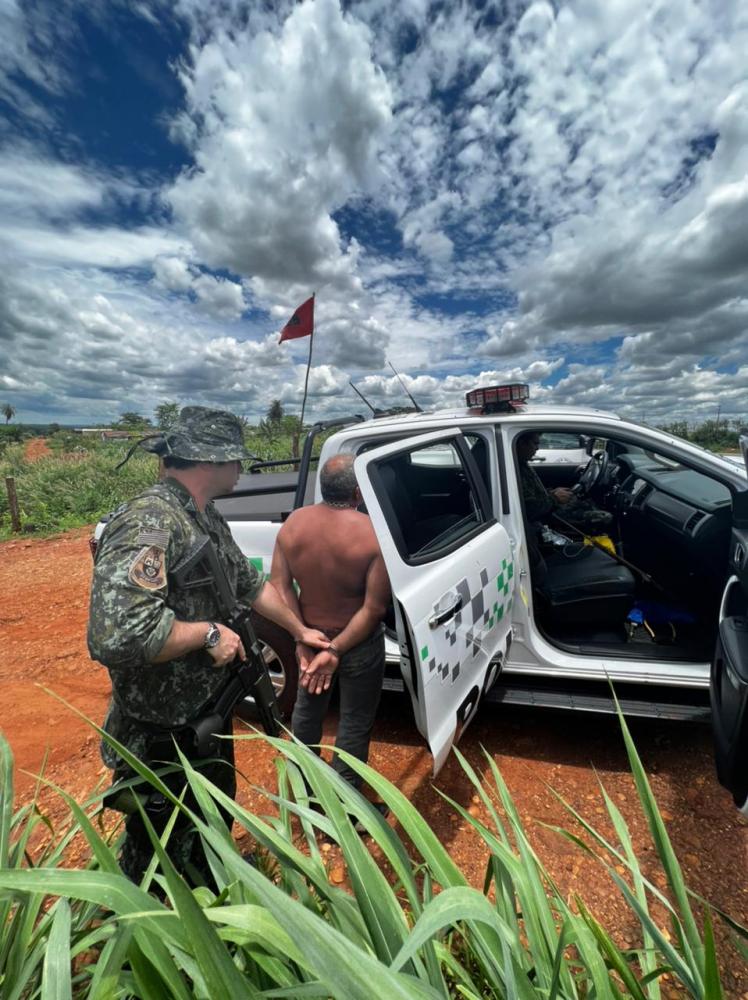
left=0, top=704, right=743, bottom=997
left=0, top=448, right=158, bottom=536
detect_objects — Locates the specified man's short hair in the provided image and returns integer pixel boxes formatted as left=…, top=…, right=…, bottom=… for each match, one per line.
left=320, top=455, right=358, bottom=503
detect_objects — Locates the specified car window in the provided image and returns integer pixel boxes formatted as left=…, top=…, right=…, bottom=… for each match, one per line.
left=539, top=433, right=582, bottom=450
left=372, top=438, right=490, bottom=563
left=408, top=443, right=460, bottom=467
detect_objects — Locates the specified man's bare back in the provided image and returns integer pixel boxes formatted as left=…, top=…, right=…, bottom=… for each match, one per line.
left=275, top=503, right=381, bottom=630
left=271, top=454, right=391, bottom=698
left=272, top=455, right=390, bottom=790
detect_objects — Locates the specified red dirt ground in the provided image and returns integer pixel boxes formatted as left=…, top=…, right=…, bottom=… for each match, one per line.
left=1, top=527, right=746, bottom=995
left=22, top=437, right=52, bottom=461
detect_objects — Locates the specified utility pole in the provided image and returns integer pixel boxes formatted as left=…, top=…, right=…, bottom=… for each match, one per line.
left=5, top=476, right=21, bottom=532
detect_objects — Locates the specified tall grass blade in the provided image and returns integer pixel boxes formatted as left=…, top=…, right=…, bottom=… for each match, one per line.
left=595, top=778, right=661, bottom=999
left=575, top=897, right=648, bottom=1000
left=132, top=795, right=258, bottom=999
left=702, top=909, right=723, bottom=1000
left=481, top=751, right=571, bottom=993
left=389, top=886, right=512, bottom=972
left=129, top=936, right=175, bottom=1000
left=41, top=898, right=72, bottom=1000
left=608, top=870, right=698, bottom=995
left=615, top=696, right=704, bottom=971
left=87, top=924, right=134, bottom=1000
left=34, top=777, right=120, bottom=875
left=184, top=810, right=445, bottom=999
left=0, top=733, right=12, bottom=868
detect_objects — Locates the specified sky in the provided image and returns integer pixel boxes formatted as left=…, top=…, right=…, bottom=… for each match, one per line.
left=1, top=0, right=747, bottom=427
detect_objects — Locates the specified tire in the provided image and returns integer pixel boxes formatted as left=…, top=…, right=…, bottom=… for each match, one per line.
left=234, top=612, right=299, bottom=720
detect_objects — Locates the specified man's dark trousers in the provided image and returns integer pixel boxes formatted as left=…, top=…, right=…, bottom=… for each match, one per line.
left=114, top=717, right=236, bottom=888
left=292, top=627, right=385, bottom=789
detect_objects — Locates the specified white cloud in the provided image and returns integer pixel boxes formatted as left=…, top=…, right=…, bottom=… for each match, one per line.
left=0, top=153, right=107, bottom=218
left=305, top=364, right=347, bottom=396
left=1, top=223, right=186, bottom=269
left=153, top=255, right=195, bottom=292
left=192, top=274, right=246, bottom=319
left=168, top=0, right=392, bottom=287
left=3, top=0, right=748, bottom=427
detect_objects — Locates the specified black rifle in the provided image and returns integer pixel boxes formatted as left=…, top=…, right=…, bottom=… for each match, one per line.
left=170, top=535, right=282, bottom=751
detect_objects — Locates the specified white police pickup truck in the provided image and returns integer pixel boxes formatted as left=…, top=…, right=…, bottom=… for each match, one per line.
left=215, top=383, right=748, bottom=812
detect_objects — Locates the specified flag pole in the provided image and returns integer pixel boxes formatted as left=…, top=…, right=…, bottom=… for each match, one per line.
left=299, top=293, right=315, bottom=428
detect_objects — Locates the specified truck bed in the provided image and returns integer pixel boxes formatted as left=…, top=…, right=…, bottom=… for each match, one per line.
left=214, top=471, right=317, bottom=521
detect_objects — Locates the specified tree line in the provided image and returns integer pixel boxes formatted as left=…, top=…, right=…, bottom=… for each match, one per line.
left=2, top=397, right=745, bottom=452
left=659, top=418, right=745, bottom=451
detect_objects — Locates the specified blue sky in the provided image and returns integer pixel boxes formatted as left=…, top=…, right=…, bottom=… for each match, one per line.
left=1, top=0, right=747, bottom=425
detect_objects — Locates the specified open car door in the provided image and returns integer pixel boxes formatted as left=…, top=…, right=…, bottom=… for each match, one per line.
left=711, top=438, right=748, bottom=815
left=355, top=430, right=514, bottom=775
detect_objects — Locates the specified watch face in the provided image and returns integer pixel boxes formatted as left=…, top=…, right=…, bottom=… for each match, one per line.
left=205, top=624, right=221, bottom=649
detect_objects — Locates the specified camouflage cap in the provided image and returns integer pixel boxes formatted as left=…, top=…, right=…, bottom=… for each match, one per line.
left=163, top=407, right=253, bottom=463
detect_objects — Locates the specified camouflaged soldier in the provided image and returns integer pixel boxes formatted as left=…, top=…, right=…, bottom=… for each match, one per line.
left=517, top=432, right=612, bottom=532
left=88, top=406, right=328, bottom=886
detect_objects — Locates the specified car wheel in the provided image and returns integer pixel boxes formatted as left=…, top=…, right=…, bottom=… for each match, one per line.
left=235, top=613, right=299, bottom=721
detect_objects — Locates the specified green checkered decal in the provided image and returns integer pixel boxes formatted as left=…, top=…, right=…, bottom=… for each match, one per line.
left=497, top=558, right=511, bottom=596
left=425, top=559, right=513, bottom=685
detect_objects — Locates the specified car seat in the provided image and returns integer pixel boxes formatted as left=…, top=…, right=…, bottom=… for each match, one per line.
left=535, top=546, right=635, bottom=625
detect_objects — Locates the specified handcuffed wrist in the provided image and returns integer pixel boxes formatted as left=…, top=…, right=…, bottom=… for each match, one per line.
left=328, top=642, right=341, bottom=658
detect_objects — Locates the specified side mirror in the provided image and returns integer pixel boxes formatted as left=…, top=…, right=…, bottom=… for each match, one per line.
left=579, top=435, right=593, bottom=455
left=740, top=431, right=748, bottom=479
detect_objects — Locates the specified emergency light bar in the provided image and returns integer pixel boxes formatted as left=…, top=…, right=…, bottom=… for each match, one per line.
left=465, top=383, right=530, bottom=412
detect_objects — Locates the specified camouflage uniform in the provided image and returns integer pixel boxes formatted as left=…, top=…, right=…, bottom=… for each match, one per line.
left=519, top=461, right=612, bottom=532
left=519, top=462, right=555, bottom=524
left=88, top=407, right=261, bottom=885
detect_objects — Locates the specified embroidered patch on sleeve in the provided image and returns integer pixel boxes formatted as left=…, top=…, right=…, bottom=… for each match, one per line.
left=136, top=528, right=170, bottom=548
left=128, top=545, right=167, bottom=590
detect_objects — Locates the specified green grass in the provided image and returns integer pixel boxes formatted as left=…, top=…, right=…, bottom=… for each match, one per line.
left=0, top=430, right=322, bottom=538
left=0, top=447, right=158, bottom=537
left=0, top=702, right=744, bottom=998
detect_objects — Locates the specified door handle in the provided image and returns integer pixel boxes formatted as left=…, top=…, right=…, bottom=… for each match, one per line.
left=428, top=596, right=463, bottom=628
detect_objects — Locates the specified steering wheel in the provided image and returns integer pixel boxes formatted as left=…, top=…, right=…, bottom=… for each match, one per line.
left=575, top=450, right=609, bottom=496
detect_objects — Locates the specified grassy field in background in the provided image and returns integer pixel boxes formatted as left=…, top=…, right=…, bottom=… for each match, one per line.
left=0, top=428, right=306, bottom=539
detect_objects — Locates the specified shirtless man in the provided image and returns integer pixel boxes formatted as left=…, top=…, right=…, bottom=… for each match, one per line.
left=271, top=454, right=390, bottom=789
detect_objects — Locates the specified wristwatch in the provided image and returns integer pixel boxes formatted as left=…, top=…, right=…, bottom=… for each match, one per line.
left=203, top=622, right=221, bottom=650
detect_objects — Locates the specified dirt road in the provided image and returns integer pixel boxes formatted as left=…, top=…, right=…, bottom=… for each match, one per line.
left=1, top=528, right=746, bottom=993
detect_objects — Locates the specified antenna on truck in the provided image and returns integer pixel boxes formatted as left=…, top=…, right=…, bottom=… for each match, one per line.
left=348, top=380, right=380, bottom=415
left=387, top=359, right=422, bottom=412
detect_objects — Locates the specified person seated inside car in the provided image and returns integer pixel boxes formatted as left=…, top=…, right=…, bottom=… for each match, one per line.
left=516, top=431, right=612, bottom=536
left=516, top=431, right=635, bottom=627
left=517, top=430, right=612, bottom=581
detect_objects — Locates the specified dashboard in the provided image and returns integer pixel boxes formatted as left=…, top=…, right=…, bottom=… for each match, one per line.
left=611, top=452, right=732, bottom=607
left=614, top=454, right=731, bottom=533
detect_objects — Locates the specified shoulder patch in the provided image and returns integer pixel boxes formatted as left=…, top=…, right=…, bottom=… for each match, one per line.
left=128, top=544, right=167, bottom=590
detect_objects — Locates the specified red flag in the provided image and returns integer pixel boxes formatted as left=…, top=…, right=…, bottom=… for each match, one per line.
left=279, top=295, right=314, bottom=343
